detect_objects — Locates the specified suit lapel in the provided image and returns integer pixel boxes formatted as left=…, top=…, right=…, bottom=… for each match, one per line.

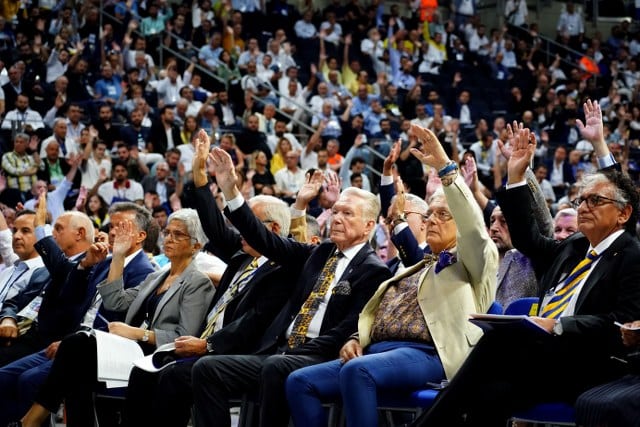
left=129, top=269, right=169, bottom=324
left=337, top=244, right=373, bottom=283
left=152, top=265, right=194, bottom=324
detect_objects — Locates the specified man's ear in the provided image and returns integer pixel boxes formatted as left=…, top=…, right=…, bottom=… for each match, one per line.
left=270, top=222, right=281, bottom=236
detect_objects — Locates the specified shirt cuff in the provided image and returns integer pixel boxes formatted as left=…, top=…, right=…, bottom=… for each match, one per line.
left=35, top=225, right=53, bottom=241
left=380, top=175, right=394, bottom=186
left=290, top=207, right=306, bottom=219
left=505, top=180, right=527, bottom=190
left=597, top=153, right=616, bottom=169
left=226, top=194, right=245, bottom=212
left=393, top=222, right=409, bottom=234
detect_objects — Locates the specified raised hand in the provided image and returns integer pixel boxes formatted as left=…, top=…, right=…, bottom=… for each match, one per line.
left=208, top=147, right=239, bottom=199
left=383, top=139, right=401, bottom=176
left=576, top=99, right=609, bottom=158
left=323, top=170, right=341, bottom=207
left=193, top=129, right=211, bottom=187
left=388, top=176, right=406, bottom=222
left=461, top=156, right=478, bottom=192
left=295, top=169, right=324, bottom=208
left=35, top=193, right=47, bottom=227
left=112, top=220, right=136, bottom=258
left=81, top=241, right=110, bottom=268
left=409, top=124, right=450, bottom=170
left=506, top=127, right=536, bottom=184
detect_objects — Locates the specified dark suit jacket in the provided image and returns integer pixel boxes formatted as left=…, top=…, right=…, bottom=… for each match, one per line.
left=141, top=176, right=176, bottom=200
left=37, top=159, right=81, bottom=190
left=497, top=185, right=640, bottom=361
left=19, top=237, right=93, bottom=342
left=120, top=124, right=151, bottom=149
left=225, top=201, right=392, bottom=359
left=148, top=121, right=181, bottom=154
left=193, top=185, right=292, bottom=354
left=545, top=159, right=576, bottom=186
left=379, top=182, right=429, bottom=272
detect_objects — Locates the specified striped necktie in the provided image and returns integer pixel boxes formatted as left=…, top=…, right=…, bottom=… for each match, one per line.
left=288, top=251, right=342, bottom=348
left=200, top=257, right=260, bottom=339
left=539, top=250, right=600, bottom=319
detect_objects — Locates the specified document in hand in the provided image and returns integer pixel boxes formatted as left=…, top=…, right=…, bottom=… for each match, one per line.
left=95, top=330, right=144, bottom=388
left=132, top=342, right=183, bottom=373
left=469, top=314, right=551, bottom=335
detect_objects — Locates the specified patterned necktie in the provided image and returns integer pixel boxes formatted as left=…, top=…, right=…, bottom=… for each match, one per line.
left=288, top=251, right=342, bottom=348
left=200, top=257, right=260, bottom=339
left=540, top=250, right=600, bottom=319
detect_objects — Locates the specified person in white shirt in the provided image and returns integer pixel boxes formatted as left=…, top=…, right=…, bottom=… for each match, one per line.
left=80, top=133, right=111, bottom=190
left=505, top=0, right=528, bottom=26
left=1, top=94, right=45, bottom=133
left=97, top=160, right=144, bottom=205
left=274, top=150, right=306, bottom=203
left=39, top=118, right=80, bottom=160
left=319, top=12, right=342, bottom=46
left=294, top=10, right=318, bottom=40
left=556, top=1, right=584, bottom=39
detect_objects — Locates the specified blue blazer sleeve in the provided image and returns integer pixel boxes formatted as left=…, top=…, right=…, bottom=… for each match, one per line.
left=390, top=226, right=426, bottom=268
left=379, top=182, right=395, bottom=220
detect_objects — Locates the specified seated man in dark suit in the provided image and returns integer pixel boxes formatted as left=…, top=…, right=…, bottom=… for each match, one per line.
left=189, top=137, right=392, bottom=427
left=417, top=100, right=640, bottom=426
left=0, top=196, right=95, bottom=366
left=0, top=202, right=156, bottom=425
left=123, top=129, right=296, bottom=426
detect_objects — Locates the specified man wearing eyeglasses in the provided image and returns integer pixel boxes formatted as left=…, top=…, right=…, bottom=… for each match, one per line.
left=416, top=100, right=640, bottom=426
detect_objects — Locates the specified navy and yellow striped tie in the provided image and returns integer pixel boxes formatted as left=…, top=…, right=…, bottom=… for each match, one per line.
left=540, top=250, right=600, bottom=319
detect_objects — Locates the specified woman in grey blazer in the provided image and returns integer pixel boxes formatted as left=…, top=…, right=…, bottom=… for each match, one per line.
left=17, top=208, right=214, bottom=427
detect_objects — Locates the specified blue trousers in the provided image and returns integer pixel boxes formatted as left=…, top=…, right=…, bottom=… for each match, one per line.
left=285, top=341, right=445, bottom=427
left=0, top=350, right=52, bottom=425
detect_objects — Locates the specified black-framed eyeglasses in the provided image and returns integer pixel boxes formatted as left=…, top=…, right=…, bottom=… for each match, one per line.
left=162, top=229, right=192, bottom=241
left=570, top=194, right=625, bottom=210
left=425, top=210, right=453, bottom=222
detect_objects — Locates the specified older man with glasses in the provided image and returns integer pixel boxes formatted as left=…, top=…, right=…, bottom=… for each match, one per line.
left=417, top=100, right=640, bottom=427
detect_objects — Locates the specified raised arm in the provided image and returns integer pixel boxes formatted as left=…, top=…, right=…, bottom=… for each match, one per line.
left=209, top=146, right=313, bottom=266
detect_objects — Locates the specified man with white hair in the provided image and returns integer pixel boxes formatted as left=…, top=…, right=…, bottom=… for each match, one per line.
left=39, top=118, right=80, bottom=160
left=190, top=139, right=391, bottom=427
left=553, top=207, right=578, bottom=241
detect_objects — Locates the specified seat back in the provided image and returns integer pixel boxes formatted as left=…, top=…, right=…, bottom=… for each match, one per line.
left=487, top=301, right=503, bottom=315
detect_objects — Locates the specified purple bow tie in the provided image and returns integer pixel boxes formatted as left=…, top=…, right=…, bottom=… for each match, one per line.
left=434, top=250, right=457, bottom=274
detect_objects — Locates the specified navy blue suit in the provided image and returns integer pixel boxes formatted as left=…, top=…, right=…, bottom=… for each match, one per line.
left=379, top=182, right=430, bottom=273
left=0, top=249, right=154, bottom=425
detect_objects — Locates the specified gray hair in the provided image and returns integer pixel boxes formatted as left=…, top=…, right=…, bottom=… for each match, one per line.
left=405, top=193, right=429, bottom=215
left=14, top=132, right=29, bottom=142
left=554, top=207, right=577, bottom=221
left=341, top=187, right=380, bottom=223
left=108, top=202, right=153, bottom=234
left=167, top=208, right=209, bottom=246
left=61, top=211, right=95, bottom=243
left=248, top=195, right=291, bottom=237
left=53, top=117, right=67, bottom=128
left=580, top=172, right=629, bottom=209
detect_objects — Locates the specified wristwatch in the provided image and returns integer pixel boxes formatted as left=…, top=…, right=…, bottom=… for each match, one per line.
left=392, top=213, right=407, bottom=228
left=141, top=329, right=151, bottom=342
left=206, top=340, right=215, bottom=353
left=552, top=320, right=563, bottom=336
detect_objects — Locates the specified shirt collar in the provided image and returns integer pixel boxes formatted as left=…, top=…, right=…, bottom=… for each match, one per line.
left=590, top=229, right=625, bottom=256
left=339, top=242, right=367, bottom=262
